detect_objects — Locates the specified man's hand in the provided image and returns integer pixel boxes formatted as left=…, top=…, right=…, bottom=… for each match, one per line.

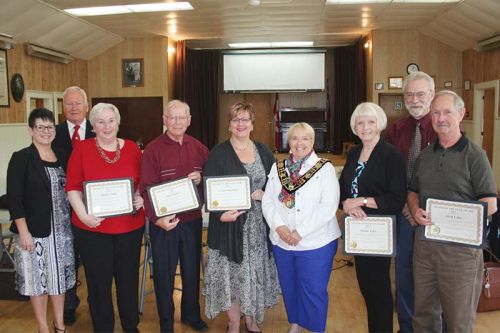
left=187, top=171, right=202, bottom=186
left=413, top=208, right=431, bottom=226
left=156, top=214, right=180, bottom=231
left=402, top=204, right=417, bottom=226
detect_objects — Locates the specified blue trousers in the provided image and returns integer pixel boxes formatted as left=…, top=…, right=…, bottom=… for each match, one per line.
left=273, top=240, right=337, bottom=333
left=395, top=213, right=415, bottom=333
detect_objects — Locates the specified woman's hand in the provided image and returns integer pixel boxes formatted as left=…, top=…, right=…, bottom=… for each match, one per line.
left=81, top=214, right=105, bottom=228
left=18, top=230, right=35, bottom=252
left=343, top=198, right=361, bottom=213
left=156, top=215, right=180, bottom=231
left=220, top=210, right=245, bottom=222
left=347, top=206, right=367, bottom=218
left=276, top=225, right=292, bottom=243
left=251, top=189, right=264, bottom=201
left=288, top=230, right=302, bottom=246
left=413, top=208, right=432, bottom=226
left=133, top=192, right=144, bottom=210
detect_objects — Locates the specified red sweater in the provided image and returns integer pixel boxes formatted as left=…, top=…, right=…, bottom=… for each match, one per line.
left=139, top=133, right=208, bottom=224
left=66, top=138, right=145, bottom=234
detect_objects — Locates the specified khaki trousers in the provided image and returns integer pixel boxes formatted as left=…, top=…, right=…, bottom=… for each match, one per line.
left=413, top=231, right=483, bottom=333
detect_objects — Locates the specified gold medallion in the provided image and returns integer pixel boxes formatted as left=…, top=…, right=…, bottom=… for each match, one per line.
left=160, top=207, right=168, bottom=214
left=430, top=225, right=440, bottom=235
left=212, top=200, right=219, bottom=207
left=350, top=240, right=358, bottom=249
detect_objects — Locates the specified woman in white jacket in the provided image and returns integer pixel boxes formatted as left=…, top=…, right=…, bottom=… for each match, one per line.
left=262, top=122, right=341, bottom=333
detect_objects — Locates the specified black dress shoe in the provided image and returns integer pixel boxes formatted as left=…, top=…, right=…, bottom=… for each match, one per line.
left=181, top=318, right=208, bottom=332
left=63, top=310, right=76, bottom=325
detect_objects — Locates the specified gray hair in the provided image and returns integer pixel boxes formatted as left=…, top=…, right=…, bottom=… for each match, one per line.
left=89, top=103, right=121, bottom=126
left=287, top=122, right=315, bottom=143
left=63, top=86, right=88, bottom=105
left=350, top=102, right=387, bottom=135
left=403, top=71, right=435, bottom=92
left=433, top=90, right=465, bottom=113
left=165, top=99, right=190, bottom=116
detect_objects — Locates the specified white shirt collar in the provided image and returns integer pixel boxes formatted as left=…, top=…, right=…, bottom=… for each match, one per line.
left=66, top=119, right=87, bottom=131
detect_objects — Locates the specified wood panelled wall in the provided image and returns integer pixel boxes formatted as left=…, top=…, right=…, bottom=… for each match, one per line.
left=0, top=46, right=88, bottom=124
left=87, top=37, right=170, bottom=105
left=371, top=30, right=462, bottom=102
left=462, top=48, right=500, bottom=118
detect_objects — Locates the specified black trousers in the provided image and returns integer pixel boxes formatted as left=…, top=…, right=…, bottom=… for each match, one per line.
left=64, top=241, right=80, bottom=312
left=149, top=218, right=203, bottom=333
left=73, top=226, right=144, bottom=333
left=355, top=256, right=393, bottom=333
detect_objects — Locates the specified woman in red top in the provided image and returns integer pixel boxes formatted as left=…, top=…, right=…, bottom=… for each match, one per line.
left=66, top=103, right=144, bottom=333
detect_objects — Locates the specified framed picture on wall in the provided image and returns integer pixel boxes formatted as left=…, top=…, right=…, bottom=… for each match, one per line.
left=375, top=82, right=384, bottom=90
left=388, top=76, right=403, bottom=89
left=122, top=58, right=144, bottom=87
left=0, top=49, right=9, bottom=107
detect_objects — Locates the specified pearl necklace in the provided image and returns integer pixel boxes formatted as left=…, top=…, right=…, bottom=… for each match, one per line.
left=95, top=138, right=121, bottom=164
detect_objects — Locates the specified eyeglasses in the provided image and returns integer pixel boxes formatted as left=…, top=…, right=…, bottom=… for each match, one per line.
left=165, top=115, right=189, bottom=122
left=231, top=118, right=251, bottom=124
left=404, top=91, right=428, bottom=99
left=33, top=125, right=56, bottom=132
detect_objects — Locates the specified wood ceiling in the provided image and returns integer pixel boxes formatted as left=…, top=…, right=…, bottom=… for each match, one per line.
left=1, top=0, right=500, bottom=60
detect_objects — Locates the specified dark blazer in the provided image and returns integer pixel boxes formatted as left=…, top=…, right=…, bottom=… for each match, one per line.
left=53, top=120, right=95, bottom=166
left=7, top=144, right=66, bottom=237
left=339, top=139, right=407, bottom=215
left=204, top=140, right=275, bottom=264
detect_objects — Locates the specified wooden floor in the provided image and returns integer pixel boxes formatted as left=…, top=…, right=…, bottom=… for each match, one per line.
left=1, top=235, right=499, bottom=333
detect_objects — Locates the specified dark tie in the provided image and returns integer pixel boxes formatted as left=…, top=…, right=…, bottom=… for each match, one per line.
left=71, top=124, right=81, bottom=144
left=407, top=122, right=421, bottom=182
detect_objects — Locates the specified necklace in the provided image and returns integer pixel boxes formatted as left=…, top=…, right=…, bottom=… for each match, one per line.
left=231, top=139, right=251, bottom=151
left=95, top=138, right=121, bottom=164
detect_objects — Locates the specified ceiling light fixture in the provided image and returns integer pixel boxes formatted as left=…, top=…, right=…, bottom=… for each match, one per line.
left=64, top=2, right=193, bottom=16
left=229, top=41, right=314, bottom=48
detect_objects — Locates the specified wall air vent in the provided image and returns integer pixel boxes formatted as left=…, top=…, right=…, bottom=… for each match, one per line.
left=475, top=34, right=500, bottom=52
left=26, top=43, right=74, bottom=64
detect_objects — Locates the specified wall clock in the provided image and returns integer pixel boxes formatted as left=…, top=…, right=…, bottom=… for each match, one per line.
left=406, top=63, right=419, bottom=74
left=11, top=73, right=24, bottom=102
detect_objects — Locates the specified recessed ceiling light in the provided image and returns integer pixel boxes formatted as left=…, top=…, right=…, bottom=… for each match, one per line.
left=64, top=2, right=193, bottom=16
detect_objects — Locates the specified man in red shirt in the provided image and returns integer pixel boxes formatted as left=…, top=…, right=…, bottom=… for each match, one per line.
left=385, top=72, right=437, bottom=333
left=140, top=100, right=209, bottom=333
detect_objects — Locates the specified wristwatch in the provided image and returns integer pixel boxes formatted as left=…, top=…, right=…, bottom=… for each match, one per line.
left=363, top=197, right=368, bottom=206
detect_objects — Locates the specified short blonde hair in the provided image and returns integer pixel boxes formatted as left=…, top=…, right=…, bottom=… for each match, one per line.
left=287, top=122, right=315, bottom=144
left=89, top=103, right=121, bottom=126
left=350, top=102, right=387, bottom=135
left=227, top=102, right=255, bottom=123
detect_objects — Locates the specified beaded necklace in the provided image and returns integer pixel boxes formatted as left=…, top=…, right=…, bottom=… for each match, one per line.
left=95, top=138, right=121, bottom=164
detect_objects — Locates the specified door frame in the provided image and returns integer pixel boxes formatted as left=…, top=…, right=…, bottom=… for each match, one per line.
left=25, top=90, right=63, bottom=124
left=472, top=80, right=499, bottom=147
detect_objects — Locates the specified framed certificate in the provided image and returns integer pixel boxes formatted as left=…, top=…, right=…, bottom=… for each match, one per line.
left=342, top=215, right=396, bottom=257
left=203, top=175, right=252, bottom=212
left=423, top=198, right=487, bottom=248
left=83, top=178, right=135, bottom=218
left=147, top=177, right=201, bottom=218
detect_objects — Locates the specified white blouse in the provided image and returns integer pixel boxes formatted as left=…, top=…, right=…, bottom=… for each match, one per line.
left=262, top=153, right=341, bottom=251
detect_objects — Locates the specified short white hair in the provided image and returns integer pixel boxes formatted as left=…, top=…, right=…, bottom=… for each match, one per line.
left=403, top=71, right=435, bottom=92
left=63, top=86, right=88, bottom=105
left=433, top=90, right=465, bottom=113
left=287, top=122, right=315, bottom=143
left=89, top=103, right=121, bottom=126
left=350, top=102, right=387, bottom=135
left=165, top=99, right=190, bottom=116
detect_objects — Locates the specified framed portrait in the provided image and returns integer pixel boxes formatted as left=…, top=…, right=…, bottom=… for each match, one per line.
left=375, top=82, right=384, bottom=90
left=444, top=81, right=452, bottom=88
left=0, top=49, right=9, bottom=107
left=388, top=76, right=403, bottom=89
left=122, top=58, right=144, bottom=87
left=394, top=101, right=403, bottom=111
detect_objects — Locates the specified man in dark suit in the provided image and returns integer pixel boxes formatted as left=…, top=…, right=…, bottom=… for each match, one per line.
left=52, top=86, right=95, bottom=325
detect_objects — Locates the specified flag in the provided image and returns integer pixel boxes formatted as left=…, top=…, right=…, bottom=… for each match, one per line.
left=273, top=93, right=281, bottom=151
